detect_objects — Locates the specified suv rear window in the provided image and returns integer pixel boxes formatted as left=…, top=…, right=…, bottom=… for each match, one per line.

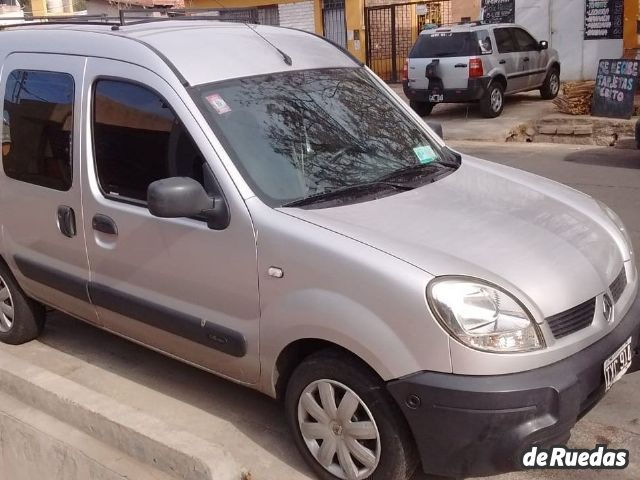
left=409, top=32, right=486, bottom=58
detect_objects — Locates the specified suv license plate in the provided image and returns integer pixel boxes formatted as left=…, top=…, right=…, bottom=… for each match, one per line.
left=429, top=93, right=444, bottom=103
left=604, top=337, right=633, bottom=392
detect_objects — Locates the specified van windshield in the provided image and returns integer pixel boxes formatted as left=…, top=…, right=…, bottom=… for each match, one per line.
left=193, top=68, right=457, bottom=208
left=410, top=32, right=482, bottom=58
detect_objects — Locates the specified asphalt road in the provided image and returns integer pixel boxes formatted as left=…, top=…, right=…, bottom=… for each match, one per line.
left=3, top=142, right=640, bottom=480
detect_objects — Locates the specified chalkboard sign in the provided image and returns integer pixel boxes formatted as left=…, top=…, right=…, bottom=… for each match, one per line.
left=481, top=0, right=515, bottom=24
left=584, top=0, right=624, bottom=40
left=592, top=59, right=639, bottom=119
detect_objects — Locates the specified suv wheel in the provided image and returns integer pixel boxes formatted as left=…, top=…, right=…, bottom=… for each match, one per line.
left=540, top=69, right=560, bottom=100
left=480, top=82, right=504, bottom=118
left=285, top=350, right=418, bottom=480
left=0, top=262, right=45, bottom=345
left=409, top=100, right=434, bottom=117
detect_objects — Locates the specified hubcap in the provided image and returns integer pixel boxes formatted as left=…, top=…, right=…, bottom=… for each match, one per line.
left=550, top=73, right=560, bottom=95
left=491, top=88, right=503, bottom=112
left=298, top=379, right=381, bottom=480
left=0, top=274, right=14, bottom=333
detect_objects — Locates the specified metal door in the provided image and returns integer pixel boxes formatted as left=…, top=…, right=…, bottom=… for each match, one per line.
left=81, top=58, right=261, bottom=384
left=366, top=0, right=452, bottom=83
left=323, top=0, right=347, bottom=48
left=0, top=53, right=97, bottom=324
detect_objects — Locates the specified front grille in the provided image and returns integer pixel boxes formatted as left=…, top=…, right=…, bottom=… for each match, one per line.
left=609, top=268, right=627, bottom=304
left=547, top=298, right=596, bottom=339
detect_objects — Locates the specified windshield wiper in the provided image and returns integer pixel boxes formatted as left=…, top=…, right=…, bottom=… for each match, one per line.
left=375, top=162, right=455, bottom=184
left=282, top=181, right=413, bottom=208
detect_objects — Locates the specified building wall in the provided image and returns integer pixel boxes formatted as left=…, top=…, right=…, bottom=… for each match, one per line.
left=451, top=0, right=479, bottom=22
left=277, top=0, right=315, bottom=31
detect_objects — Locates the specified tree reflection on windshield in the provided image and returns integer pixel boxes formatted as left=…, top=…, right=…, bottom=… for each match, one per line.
left=195, top=67, right=452, bottom=207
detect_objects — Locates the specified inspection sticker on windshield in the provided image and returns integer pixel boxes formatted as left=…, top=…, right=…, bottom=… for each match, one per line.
left=413, top=145, right=437, bottom=164
left=206, top=94, right=232, bottom=115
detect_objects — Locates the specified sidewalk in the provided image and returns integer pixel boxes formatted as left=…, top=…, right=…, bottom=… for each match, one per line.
left=390, top=84, right=639, bottom=146
left=390, top=84, right=555, bottom=142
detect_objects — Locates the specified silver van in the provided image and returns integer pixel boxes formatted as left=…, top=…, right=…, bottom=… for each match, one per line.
left=404, top=22, right=561, bottom=118
left=0, top=19, right=637, bottom=480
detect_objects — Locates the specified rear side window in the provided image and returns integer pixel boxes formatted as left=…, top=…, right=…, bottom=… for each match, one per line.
left=92, top=80, right=206, bottom=203
left=494, top=28, right=517, bottom=53
left=2, top=70, right=74, bottom=191
left=410, top=32, right=480, bottom=58
left=512, top=28, right=539, bottom=52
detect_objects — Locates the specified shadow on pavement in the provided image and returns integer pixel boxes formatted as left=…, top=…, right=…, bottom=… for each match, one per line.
left=564, top=147, right=640, bottom=170
left=425, top=93, right=546, bottom=120
left=38, top=312, right=314, bottom=479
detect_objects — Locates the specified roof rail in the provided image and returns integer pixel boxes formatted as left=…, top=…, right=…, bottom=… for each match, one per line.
left=0, top=8, right=257, bottom=30
left=454, top=20, right=484, bottom=26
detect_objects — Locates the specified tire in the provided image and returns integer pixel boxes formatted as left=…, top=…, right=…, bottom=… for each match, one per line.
left=0, top=261, right=45, bottom=345
left=409, top=100, right=434, bottom=117
left=285, top=349, right=418, bottom=480
left=480, top=82, right=505, bottom=118
left=540, top=68, right=560, bottom=100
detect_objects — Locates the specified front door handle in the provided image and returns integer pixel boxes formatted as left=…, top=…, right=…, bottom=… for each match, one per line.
left=499, top=59, right=507, bottom=64
left=57, top=205, right=76, bottom=238
left=523, top=57, right=530, bottom=62
left=92, top=214, right=118, bottom=236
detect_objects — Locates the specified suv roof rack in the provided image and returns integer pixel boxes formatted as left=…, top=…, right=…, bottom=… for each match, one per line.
left=0, top=8, right=257, bottom=31
left=454, top=20, right=484, bottom=26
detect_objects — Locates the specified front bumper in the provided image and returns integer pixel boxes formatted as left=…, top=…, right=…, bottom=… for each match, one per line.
left=402, top=76, right=491, bottom=103
left=387, top=293, right=640, bottom=478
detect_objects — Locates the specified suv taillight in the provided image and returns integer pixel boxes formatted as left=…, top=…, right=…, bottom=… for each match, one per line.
left=402, top=60, right=408, bottom=82
left=469, top=58, right=484, bottom=78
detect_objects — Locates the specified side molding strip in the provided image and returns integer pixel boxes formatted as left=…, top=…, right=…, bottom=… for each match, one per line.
left=88, top=283, right=247, bottom=358
left=13, top=256, right=247, bottom=358
left=14, top=255, right=90, bottom=302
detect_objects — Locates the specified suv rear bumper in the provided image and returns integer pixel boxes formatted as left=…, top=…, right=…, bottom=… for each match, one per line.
left=387, top=293, right=640, bottom=478
left=402, top=76, right=491, bottom=103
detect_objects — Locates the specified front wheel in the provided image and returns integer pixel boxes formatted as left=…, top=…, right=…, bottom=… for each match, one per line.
left=480, top=82, right=505, bottom=118
left=0, top=261, right=45, bottom=345
left=540, top=69, right=560, bottom=100
left=409, top=100, right=434, bottom=117
left=285, top=350, right=418, bottom=480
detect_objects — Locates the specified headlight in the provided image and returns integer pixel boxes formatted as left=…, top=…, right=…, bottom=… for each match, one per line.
left=427, top=278, right=544, bottom=353
left=597, top=200, right=634, bottom=260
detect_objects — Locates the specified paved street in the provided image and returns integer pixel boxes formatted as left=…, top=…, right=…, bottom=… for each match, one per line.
left=1, top=142, right=639, bottom=480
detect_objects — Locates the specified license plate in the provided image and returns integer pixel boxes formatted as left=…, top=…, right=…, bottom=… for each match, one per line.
left=429, top=93, right=444, bottom=103
left=604, top=337, right=633, bottom=392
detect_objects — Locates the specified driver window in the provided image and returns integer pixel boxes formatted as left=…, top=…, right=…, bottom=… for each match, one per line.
left=92, top=79, right=209, bottom=203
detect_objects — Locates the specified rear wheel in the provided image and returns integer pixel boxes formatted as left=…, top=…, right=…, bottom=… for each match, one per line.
left=480, top=82, right=504, bottom=118
left=285, top=350, right=418, bottom=480
left=540, top=69, right=560, bottom=100
left=0, top=261, right=45, bottom=345
left=409, top=100, right=434, bottom=117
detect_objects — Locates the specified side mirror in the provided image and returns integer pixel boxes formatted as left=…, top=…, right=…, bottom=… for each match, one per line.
left=147, top=177, right=229, bottom=230
left=426, top=121, right=444, bottom=139
left=539, top=40, right=549, bottom=50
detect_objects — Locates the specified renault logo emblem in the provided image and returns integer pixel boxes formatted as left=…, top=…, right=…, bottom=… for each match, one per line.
left=603, top=294, right=614, bottom=324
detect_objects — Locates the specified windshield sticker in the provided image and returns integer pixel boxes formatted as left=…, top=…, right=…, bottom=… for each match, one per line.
left=413, top=145, right=437, bottom=164
left=206, top=94, right=232, bottom=115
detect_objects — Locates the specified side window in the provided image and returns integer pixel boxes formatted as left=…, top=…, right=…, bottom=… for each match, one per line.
left=476, top=30, right=493, bottom=55
left=93, top=80, right=207, bottom=203
left=512, top=28, right=539, bottom=52
left=2, top=70, right=74, bottom=191
left=493, top=28, right=517, bottom=54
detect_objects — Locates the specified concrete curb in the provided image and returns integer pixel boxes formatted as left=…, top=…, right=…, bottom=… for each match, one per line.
left=0, top=348, right=241, bottom=480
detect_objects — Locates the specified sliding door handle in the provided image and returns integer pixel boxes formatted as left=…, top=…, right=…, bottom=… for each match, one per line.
left=92, top=214, right=118, bottom=236
left=57, top=205, right=76, bottom=238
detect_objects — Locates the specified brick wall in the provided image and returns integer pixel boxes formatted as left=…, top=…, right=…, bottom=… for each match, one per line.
left=278, top=0, right=315, bottom=32
left=451, top=0, right=480, bottom=22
